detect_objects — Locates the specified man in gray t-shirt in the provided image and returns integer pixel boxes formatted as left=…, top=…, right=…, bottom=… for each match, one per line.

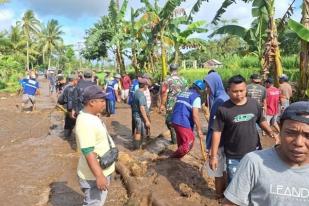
left=223, top=101, right=309, bottom=206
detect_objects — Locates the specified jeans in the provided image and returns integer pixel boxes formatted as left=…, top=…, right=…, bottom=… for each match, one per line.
left=79, top=176, right=111, bottom=206
left=226, top=158, right=242, bottom=184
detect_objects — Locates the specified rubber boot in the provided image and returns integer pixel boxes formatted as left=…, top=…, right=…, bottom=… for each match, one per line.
left=170, top=128, right=177, bottom=144
left=64, top=129, right=71, bottom=138
left=133, top=140, right=142, bottom=150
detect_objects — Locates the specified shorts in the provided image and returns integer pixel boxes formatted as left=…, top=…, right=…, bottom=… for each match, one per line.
left=79, top=176, right=111, bottom=206
left=22, top=94, right=35, bottom=104
left=266, top=115, right=278, bottom=125
left=226, top=158, right=242, bottom=183
left=121, top=89, right=129, bottom=101
left=133, top=115, right=146, bottom=137
left=206, top=147, right=226, bottom=177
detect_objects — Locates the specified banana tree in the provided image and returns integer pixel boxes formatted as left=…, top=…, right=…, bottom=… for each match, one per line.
left=108, top=0, right=128, bottom=74
left=168, top=20, right=208, bottom=64
left=147, top=0, right=186, bottom=80
left=212, top=0, right=283, bottom=85
left=288, top=2, right=309, bottom=98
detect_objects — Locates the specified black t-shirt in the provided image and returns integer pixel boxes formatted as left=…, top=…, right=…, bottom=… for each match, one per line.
left=212, top=98, right=265, bottom=159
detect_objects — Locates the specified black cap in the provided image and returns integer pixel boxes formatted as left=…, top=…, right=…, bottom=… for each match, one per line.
left=250, top=73, right=261, bottom=80
left=265, top=77, right=274, bottom=84
left=169, top=64, right=179, bottom=71
left=281, top=101, right=309, bottom=124
left=83, top=70, right=92, bottom=78
left=83, top=85, right=107, bottom=103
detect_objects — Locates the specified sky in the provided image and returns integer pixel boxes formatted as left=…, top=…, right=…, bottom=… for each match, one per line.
left=0, top=0, right=303, bottom=50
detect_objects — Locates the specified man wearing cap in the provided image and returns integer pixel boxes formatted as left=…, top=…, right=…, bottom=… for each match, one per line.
left=160, top=64, right=187, bottom=144
left=19, top=74, right=40, bottom=111
left=247, top=73, right=267, bottom=111
left=169, top=80, right=205, bottom=158
left=223, top=101, right=309, bottom=206
left=265, top=77, right=281, bottom=133
left=58, top=74, right=79, bottom=138
left=75, top=85, right=115, bottom=206
left=105, top=74, right=121, bottom=117
left=279, top=74, right=293, bottom=112
left=131, top=78, right=151, bottom=149
left=72, top=70, right=96, bottom=118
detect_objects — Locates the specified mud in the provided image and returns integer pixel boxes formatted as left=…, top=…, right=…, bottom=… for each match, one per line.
left=0, top=77, right=276, bottom=206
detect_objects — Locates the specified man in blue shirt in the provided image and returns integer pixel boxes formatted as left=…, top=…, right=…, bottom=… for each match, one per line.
left=170, top=80, right=205, bottom=158
left=19, top=74, right=40, bottom=111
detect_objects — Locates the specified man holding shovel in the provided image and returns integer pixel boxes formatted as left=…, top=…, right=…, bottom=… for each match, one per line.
left=169, top=80, right=206, bottom=158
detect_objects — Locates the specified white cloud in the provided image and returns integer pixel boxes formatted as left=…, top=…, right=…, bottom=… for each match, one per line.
left=0, top=9, right=16, bottom=31
left=24, top=0, right=108, bottom=19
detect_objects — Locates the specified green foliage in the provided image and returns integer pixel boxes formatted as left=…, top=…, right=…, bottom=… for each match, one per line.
left=0, top=56, right=24, bottom=91
left=288, top=19, right=309, bottom=42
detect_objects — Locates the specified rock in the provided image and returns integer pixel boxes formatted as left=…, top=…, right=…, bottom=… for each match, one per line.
left=179, top=183, right=193, bottom=197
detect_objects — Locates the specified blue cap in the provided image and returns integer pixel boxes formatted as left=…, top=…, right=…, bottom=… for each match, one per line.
left=193, top=80, right=206, bottom=90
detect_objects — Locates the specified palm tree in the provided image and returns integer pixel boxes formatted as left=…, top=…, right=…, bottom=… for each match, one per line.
left=39, top=19, right=64, bottom=68
left=18, top=10, right=40, bottom=70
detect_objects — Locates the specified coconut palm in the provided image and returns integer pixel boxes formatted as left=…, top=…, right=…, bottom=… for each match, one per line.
left=39, top=19, right=64, bottom=68
left=18, top=10, right=40, bottom=70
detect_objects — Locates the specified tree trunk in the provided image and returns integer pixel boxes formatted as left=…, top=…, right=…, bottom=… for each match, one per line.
left=43, top=51, right=45, bottom=65
left=131, top=44, right=139, bottom=73
left=48, top=53, right=51, bottom=68
left=261, top=16, right=283, bottom=86
left=174, top=45, right=180, bottom=65
left=299, top=0, right=309, bottom=98
left=26, top=40, right=29, bottom=71
left=160, top=31, right=167, bottom=81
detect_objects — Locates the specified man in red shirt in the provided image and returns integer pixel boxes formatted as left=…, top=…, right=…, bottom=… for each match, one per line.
left=265, top=77, right=280, bottom=134
left=120, top=73, right=131, bottom=103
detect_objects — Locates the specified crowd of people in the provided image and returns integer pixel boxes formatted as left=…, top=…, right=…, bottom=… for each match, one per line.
left=17, top=66, right=308, bottom=206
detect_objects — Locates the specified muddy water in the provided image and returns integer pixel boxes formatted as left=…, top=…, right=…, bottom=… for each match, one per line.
left=0, top=78, right=128, bottom=206
left=0, top=77, right=276, bottom=206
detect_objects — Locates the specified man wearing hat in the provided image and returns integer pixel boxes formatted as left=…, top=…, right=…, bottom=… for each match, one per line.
left=265, top=77, right=281, bottom=133
left=169, top=80, right=206, bottom=158
left=105, top=74, right=121, bottom=117
left=160, top=64, right=187, bottom=144
left=75, top=85, right=115, bottom=206
left=223, top=101, right=309, bottom=206
left=131, top=77, right=151, bottom=149
left=19, top=73, right=40, bottom=111
left=279, top=74, right=293, bottom=113
left=247, top=73, right=267, bottom=111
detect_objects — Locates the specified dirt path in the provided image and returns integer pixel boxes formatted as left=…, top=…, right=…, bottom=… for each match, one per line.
left=0, top=77, right=276, bottom=206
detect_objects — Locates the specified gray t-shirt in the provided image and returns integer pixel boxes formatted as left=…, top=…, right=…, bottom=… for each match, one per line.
left=247, top=83, right=266, bottom=107
left=131, top=90, right=148, bottom=118
left=224, top=147, right=309, bottom=206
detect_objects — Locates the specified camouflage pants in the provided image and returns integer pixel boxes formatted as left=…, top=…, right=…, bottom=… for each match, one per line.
left=165, top=112, right=177, bottom=144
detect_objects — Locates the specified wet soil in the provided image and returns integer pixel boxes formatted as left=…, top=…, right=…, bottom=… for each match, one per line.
left=0, top=77, right=276, bottom=206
